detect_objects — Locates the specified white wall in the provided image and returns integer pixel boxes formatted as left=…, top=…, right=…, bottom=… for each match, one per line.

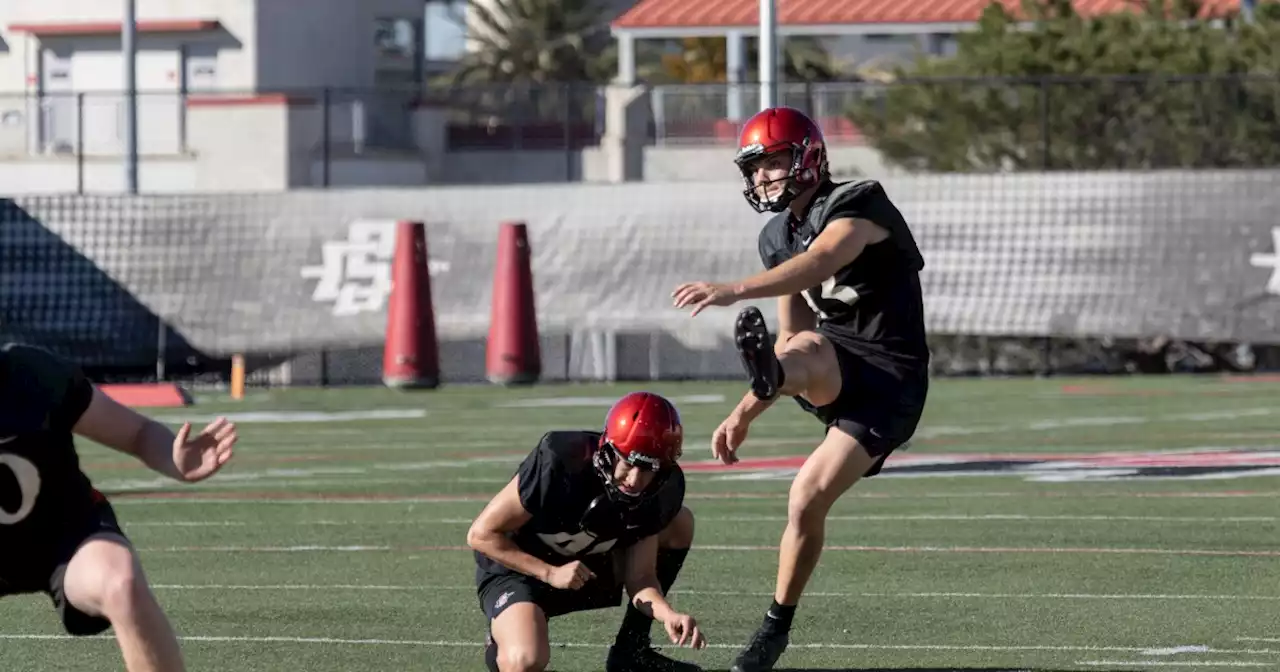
left=0, top=155, right=197, bottom=193
left=0, top=0, right=258, bottom=93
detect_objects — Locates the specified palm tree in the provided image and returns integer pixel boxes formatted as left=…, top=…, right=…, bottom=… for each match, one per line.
left=447, top=0, right=618, bottom=86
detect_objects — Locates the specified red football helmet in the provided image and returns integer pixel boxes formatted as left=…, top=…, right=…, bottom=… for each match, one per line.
left=734, top=106, right=828, bottom=213
left=593, top=391, right=684, bottom=504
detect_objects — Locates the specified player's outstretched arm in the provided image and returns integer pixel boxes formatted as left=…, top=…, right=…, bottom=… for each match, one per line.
left=623, top=535, right=706, bottom=649
left=730, top=218, right=883, bottom=301
left=672, top=218, right=886, bottom=316
left=72, top=387, right=236, bottom=483
left=467, top=476, right=567, bottom=585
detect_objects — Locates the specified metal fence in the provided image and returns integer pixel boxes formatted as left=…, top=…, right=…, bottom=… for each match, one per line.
left=646, top=75, right=1280, bottom=170
left=1, top=75, right=1277, bottom=193
left=0, top=84, right=608, bottom=192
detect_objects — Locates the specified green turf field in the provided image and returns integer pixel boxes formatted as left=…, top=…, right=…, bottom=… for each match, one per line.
left=3, top=375, right=1280, bottom=672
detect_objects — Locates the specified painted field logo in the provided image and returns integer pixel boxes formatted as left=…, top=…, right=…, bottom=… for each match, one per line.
left=686, top=449, right=1280, bottom=482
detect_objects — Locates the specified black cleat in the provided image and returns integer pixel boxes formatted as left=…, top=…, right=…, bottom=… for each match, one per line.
left=735, top=306, right=781, bottom=401
left=606, top=644, right=703, bottom=672
left=729, top=625, right=789, bottom=672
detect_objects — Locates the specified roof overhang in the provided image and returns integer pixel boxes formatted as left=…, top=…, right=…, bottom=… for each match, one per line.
left=611, top=21, right=977, bottom=38
left=8, top=19, right=222, bottom=36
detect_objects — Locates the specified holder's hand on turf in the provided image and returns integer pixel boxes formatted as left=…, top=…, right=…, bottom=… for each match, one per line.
left=711, top=414, right=749, bottom=465
left=546, top=561, right=595, bottom=590
left=663, top=612, right=706, bottom=649
left=172, top=417, right=237, bottom=483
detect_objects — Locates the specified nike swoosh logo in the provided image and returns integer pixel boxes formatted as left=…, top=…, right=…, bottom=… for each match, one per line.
left=0, top=436, right=16, bottom=444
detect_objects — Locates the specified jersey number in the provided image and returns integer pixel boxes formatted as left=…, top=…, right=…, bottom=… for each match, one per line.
left=0, top=453, right=42, bottom=525
left=538, top=530, right=618, bottom=556
left=802, top=276, right=859, bottom=320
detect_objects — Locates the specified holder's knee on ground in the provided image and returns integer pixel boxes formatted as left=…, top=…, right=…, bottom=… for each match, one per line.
left=491, top=603, right=551, bottom=672
left=63, top=536, right=156, bottom=625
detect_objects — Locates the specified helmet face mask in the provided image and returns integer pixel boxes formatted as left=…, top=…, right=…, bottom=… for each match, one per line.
left=736, top=144, right=806, bottom=213
left=592, top=442, right=667, bottom=508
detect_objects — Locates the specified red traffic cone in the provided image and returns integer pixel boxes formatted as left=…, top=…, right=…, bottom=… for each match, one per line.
left=383, top=220, right=440, bottom=389
left=486, top=221, right=540, bottom=385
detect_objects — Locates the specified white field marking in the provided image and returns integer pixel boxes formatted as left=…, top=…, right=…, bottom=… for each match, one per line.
left=130, top=544, right=1280, bottom=557
left=111, top=497, right=492, bottom=505
left=914, top=407, right=1280, bottom=441
left=140, top=404, right=1279, bottom=446
left=179, top=476, right=508, bottom=490
left=494, top=394, right=725, bottom=408
left=93, top=455, right=521, bottom=492
left=95, top=442, right=1280, bottom=493
left=148, top=409, right=427, bottom=424
left=1143, top=646, right=1212, bottom=655
left=143, top=584, right=1280, bottom=603
left=679, top=514, right=1280, bottom=523
left=1241, top=639, right=1280, bottom=644
left=121, top=513, right=1280, bottom=527
left=0, top=633, right=1274, bottom=656
left=122, top=440, right=518, bottom=455
left=107, top=490, right=1280, bottom=506
left=1078, top=662, right=1272, bottom=668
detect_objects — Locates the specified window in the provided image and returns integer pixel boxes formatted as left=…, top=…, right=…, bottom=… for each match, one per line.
left=424, top=0, right=466, bottom=62
left=375, top=17, right=418, bottom=62
left=375, top=17, right=421, bottom=85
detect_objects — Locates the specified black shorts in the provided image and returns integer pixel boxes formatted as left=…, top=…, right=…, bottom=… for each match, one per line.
left=477, top=570, right=624, bottom=622
left=0, top=501, right=128, bottom=636
left=794, top=328, right=929, bottom=476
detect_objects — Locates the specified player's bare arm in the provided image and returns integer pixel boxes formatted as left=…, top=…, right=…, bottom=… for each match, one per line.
left=467, top=476, right=597, bottom=589
left=71, top=387, right=236, bottom=483
left=467, top=476, right=553, bottom=578
left=672, top=217, right=887, bottom=316
left=622, top=534, right=705, bottom=649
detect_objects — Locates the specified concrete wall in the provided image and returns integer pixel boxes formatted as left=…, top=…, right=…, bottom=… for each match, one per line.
left=256, top=0, right=422, bottom=90
left=0, top=93, right=899, bottom=192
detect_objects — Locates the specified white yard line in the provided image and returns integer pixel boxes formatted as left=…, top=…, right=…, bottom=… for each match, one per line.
left=0, top=633, right=1274, bottom=656
left=121, top=513, right=1280, bottom=527
left=144, top=584, right=1280, bottom=603
left=128, top=544, right=1280, bottom=557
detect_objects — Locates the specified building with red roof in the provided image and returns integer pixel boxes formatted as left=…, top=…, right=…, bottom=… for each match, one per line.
left=609, top=0, right=1249, bottom=141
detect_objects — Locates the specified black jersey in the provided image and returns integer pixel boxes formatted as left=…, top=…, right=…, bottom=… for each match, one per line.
left=0, top=344, right=99, bottom=572
left=475, top=430, right=685, bottom=584
left=757, top=179, right=929, bottom=372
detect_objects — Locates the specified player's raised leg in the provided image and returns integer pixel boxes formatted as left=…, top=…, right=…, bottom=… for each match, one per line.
left=60, top=534, right=184, bottom=672
left=607, top=506, right=698, bottom=672
left=736, top=305, right=842, bottom=406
